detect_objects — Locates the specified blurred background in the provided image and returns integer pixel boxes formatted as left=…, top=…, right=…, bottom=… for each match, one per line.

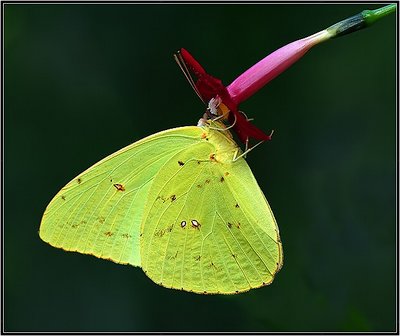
left=4, top=3, right=396, bottom=332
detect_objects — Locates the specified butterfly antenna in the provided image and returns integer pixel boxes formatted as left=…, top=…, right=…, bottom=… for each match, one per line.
left=239, top=110, right=254, bottom=122
left=209, top=111, right=237, bottom=131
left=233, top=140, right=265, bottom=162
left=174, top=51, right=204, bottom=103
left=244, top=137, right=249, bottom=158
left=222, top=113, right=237, bottom=131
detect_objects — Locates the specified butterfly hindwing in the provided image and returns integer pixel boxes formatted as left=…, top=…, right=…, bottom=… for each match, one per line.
left=141, top=127, right=282, bottom=294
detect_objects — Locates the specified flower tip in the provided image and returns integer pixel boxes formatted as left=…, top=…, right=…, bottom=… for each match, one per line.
left=227, top=29, right=332, bottom=105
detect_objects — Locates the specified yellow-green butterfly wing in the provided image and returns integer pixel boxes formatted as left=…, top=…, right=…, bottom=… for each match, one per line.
left=39, top=122, right=283, bottom=294
left=39, top=126, right=204, bottom=266
left=140, top=125, right=282, bottom=294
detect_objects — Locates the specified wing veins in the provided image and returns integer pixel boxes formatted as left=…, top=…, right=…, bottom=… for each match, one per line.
left=203, top=211, right=218, bottom=293
left=142, top=143, right=210, bottom=267
left=48, top=146, right=176, bottom=246
left=217, top=211, right=252, bottom=290
left=215, top=181, right=269, bottom=281
left=78, top=147, right=180, bottom=251
left=210, top=217, right=236, bottom=292
left=223, top=178, right=279, bottom=273
left=228, top=183, right=279, bottom=244
left=152, top=163, right=208, bottom=285
left=98, top=185, right=143, bottom=260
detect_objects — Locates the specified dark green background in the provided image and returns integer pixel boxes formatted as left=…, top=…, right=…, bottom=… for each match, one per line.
left=5, top=3, right=397, bottom=332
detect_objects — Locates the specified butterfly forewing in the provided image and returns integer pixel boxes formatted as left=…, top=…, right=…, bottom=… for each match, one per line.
left=39, top=127, right=204, bottom=267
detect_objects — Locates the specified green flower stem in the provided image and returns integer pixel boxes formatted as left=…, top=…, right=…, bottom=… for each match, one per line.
left=326, top=4, right=396, bottom=39
left=363, top=4, right=397, bottom=26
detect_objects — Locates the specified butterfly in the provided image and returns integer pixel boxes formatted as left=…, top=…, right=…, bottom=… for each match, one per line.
left=39, top=49, right=282, bottom=294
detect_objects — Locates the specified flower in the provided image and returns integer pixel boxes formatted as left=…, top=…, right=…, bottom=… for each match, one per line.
left=176, top=30, right=329, bottom=144
left=175, top=4, right=393, bottom=144
left=176, top=30, right=326, bottom=144
left=226, top=31, right=330, bottom=105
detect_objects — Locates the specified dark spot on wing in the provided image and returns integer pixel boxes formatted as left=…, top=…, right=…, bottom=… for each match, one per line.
left=236, top=222, right=241, bottom=229
left=178, top=160, right=184, bottom=166
left=154, top=225, right=173, bottom=237
left=113, top=183, right=125, bottom=191
left=171, top=251, right=179, bottom=259
left=71, top=223, right=79, bottom=228
left=155, top=230, right=164, bottom=237
left=194, top=255, right=201, bottom=261
left=227, top=222, right=232, bottom=229
left=77, top=178, right=82, bottom=184
left=98, top=216, right=105, bottom=224
left=122, top=233, right=132, bottom=239
left=209, top=153, right=216, bottom=161
left=156, top=195, right=167, bottom=203
left=104, top=231, right=113, bottom=237
left=220, top=176, right=225, bottom=182
left=171, top=195, right=176, bottom=201
left=205, top=179, right=210, bottom=184
left=224, top=172, right=230, bottom=176
left=191, top=220, right=201, bottom=228
left=197, top=161, right=201, bottom=164
left=167, top=251, right=179, bottom=260
left=197, top=184, right=202, bottom=188
left=235, top=203, right=240, bottom=208
left=154, top=228, right=166, bottom=237
left=232, top=254, right=236, bottom=258
left=61, top=195, right=66, bottom=200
